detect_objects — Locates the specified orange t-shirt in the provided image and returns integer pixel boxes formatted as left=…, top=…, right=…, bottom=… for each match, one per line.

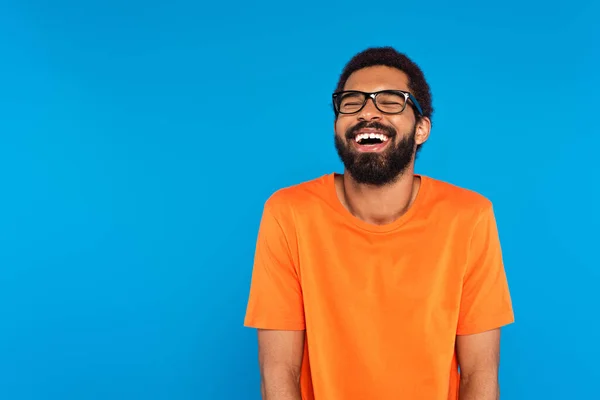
left=244, top=173, right=514, bottom=400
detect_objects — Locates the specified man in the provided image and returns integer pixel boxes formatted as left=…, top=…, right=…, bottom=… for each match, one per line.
left=244, top=47, right=514, bottom=400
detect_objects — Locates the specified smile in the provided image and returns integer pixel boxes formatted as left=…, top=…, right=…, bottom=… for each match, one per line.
left=354, top=132, right=389, bottom=145
left=349, top=129, right=392, bottom=152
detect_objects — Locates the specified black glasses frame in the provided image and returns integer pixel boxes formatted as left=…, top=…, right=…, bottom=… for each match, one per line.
left=332, top=90, right=424, bottom=116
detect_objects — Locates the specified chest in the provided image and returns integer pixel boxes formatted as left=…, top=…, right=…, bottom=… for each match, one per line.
left=296, top=222, right=467, bottom=316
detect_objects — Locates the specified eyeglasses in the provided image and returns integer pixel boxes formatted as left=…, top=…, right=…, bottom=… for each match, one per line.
left=332, top=90, right=423, bottom=116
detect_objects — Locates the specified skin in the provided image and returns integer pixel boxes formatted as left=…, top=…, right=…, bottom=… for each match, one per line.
left=258, top=65, right=501, bottom=399
left=457, top=329, right=502, bottom=400
left=333, top=65, right=430, bottom=225
left=257, top=329, right=304, bottom=400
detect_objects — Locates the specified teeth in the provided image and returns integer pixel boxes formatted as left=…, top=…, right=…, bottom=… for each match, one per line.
left=354, top=132, right=389, bottom=143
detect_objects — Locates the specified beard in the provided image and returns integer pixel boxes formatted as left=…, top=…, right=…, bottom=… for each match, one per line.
left=334, top=121, right=416, bottom=186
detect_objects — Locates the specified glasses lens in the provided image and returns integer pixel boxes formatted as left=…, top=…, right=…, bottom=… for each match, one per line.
left=337, top=92, right=366, bottom=113
left=375, top=91, right=406, bottom=113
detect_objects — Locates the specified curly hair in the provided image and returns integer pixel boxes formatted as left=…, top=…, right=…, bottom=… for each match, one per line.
left=333, top=47, right=434, bottom=123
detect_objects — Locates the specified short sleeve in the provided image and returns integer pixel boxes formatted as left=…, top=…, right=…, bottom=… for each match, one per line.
left=244, top=202, right=305, bottom=331
left=456, top=204, right=514, bottom=335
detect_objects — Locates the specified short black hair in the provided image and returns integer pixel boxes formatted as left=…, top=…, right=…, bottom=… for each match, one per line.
left=333, top=47, right=434, bottom=123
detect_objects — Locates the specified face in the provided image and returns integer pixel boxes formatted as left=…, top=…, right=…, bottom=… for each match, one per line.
left=334, top=65, right=429, bottom=186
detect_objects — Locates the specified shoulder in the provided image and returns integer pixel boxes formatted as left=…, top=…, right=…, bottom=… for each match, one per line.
left=421, top=175, right=495, bottom=220
left=262, top=173, right=333, bottom=220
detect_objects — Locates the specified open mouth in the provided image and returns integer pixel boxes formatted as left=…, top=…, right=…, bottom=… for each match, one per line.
left=354, top=132, right=390, bottom=145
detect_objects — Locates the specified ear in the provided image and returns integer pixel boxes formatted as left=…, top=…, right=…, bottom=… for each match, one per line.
left=415, top=116, right=431, bottom=146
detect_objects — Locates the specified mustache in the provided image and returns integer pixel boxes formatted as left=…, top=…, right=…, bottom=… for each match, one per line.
left=345, top=121, right=397, bottom=140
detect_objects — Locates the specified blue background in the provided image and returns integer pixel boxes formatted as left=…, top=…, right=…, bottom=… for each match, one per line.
left=0, top=0, right=598, bottom=398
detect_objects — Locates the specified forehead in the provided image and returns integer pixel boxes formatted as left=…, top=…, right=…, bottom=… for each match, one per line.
left=343, top=65, right=410, bottom=92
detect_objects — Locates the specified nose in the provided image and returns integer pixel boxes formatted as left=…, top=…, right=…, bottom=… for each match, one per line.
left=358, top=97, right=382, bottom=121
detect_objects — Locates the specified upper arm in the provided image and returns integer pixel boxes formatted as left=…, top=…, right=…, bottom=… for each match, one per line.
left=258, top=329, right=305, bottom=379
left=244, top=200, right=305, bottom=330
left=457, top=204, right=514, bottom=335
left=456, top=328, right=500, bottom=377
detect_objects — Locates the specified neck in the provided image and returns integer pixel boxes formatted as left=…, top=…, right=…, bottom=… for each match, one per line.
left=337, top=166, right=420, bottom=226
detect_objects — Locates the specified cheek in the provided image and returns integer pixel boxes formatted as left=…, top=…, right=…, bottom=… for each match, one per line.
left=335, top=117, right=353, bottom=136
left=388, top=117, right=412, bottom=134
left=334, top=119, right=345, bottom=137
